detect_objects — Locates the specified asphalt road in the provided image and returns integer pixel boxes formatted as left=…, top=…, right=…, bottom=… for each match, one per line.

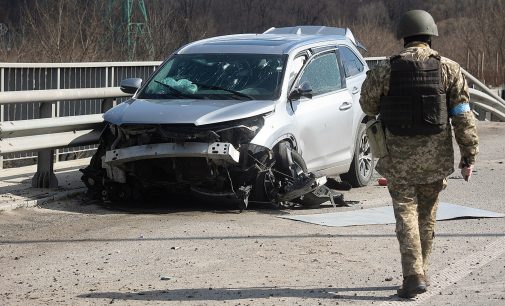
left=1, top=121, right=504, bottom=305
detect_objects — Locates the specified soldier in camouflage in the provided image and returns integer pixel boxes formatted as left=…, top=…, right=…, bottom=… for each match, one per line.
left=359, top=10, right=479, bottom=298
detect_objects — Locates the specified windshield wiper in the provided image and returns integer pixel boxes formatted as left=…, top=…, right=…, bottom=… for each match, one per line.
left=191, top=82, right=255, bottom=100
left=154, top=80, right=203, bottom=99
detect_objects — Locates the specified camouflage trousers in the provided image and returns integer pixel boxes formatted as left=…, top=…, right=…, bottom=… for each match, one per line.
left=388, top=179, right=447, bottom=277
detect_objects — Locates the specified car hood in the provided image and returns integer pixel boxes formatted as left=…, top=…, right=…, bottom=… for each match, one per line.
left=104, top=98, right=275, bottom=126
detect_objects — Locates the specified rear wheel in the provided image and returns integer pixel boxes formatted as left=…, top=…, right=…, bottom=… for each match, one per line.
left=340, top=123, right=374, bottom=187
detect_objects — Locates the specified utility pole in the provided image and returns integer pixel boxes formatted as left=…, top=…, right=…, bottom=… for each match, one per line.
left=124, top=0, right=153, bottom=60
left=496, top=52, right=499, bottom=86
left=107, top=0, right=154, bottom=60
left=477, top=53, right=481, bottom=79
left=466, top=49, right=470, bottom=70
left=482, top=52, right=485, bottom=84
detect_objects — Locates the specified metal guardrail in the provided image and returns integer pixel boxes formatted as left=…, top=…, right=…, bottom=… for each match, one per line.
left=0, top=61, right=160, bottom=170
left=0, top=59, right=503, bottom=188
left=0, top=87, right=133, bottom=187
left=463, top=69, right=505, bottom=121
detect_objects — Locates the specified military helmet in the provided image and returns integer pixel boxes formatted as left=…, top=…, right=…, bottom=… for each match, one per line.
left=397, top=10, right=438, bottom=39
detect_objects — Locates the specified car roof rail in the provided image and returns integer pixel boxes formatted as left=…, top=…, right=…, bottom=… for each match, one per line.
left=263, top=26, right=367, bottom=51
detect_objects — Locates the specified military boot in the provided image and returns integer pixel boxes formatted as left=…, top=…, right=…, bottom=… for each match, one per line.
left=397, top=274, right=427, bottom=298
left=423, top=272, right=430, bottom=287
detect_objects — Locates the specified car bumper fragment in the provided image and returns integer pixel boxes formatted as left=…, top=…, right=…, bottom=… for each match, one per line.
left=104, top=142, right=240, bottom=165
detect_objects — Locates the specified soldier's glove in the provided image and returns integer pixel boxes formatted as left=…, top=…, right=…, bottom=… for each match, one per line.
left=458, top=157, right=473, bottom=182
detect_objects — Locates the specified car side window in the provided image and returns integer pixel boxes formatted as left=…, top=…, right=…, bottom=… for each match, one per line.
left=340, top=46, right=364, bottom=77
left=298, top=52, right=342, bottom=96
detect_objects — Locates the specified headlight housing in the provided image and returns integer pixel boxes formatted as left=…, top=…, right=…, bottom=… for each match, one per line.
left=214, top=116, right=264, bottom=146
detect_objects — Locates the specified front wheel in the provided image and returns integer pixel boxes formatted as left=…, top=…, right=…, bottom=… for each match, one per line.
left=340, top=123, right=374, bottom=187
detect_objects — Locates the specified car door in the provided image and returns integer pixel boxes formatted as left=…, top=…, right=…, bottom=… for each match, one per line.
left=290, top=49, right=354, bottom=172
left=339, top=45, right=367, bottom=137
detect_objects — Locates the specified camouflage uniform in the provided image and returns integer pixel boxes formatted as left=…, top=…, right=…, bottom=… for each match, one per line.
left=360, top=42, right=479, bottom=277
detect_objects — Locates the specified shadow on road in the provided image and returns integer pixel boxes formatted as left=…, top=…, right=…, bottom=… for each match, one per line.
left=39, top=192, right=306, bottom=216
left=78, top=286, right=400, bottom=302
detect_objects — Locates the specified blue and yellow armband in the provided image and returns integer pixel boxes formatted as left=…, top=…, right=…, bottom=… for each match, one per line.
left=449, top=103, right=471, bottom=117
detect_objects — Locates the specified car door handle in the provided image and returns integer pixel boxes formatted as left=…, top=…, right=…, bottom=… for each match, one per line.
left=351, top=87, right=360, bottom=95
left=339, top=102, right=352, bottom=111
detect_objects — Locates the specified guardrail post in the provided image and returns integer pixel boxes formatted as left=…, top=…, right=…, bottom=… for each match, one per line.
left=0, top=101, right=3, bottom=169
left=1, top=67, right=4, bottom=170
left=32, top=101, right=58, bottom=188
left=101, top=98, right=115, bottom=113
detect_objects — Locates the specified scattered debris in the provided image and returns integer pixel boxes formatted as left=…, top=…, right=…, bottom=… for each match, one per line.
left=170, top=246, right=181, bottom=250
left=297, top=185, right=340, bottom=208
left=160, top=275, right=172, bottom=281
left=385, top=277, right=393, bottom=281
left=325, top=178, right=352, bottom=190
left=332, top=193, right=359, bottom=207
left=378, top=178, right=388, bottom=186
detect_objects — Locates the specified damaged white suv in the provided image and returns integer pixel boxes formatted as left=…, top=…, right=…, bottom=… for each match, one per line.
left=81, top=26, right=374, bottom=209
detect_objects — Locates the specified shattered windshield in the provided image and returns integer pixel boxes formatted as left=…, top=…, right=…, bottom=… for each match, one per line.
left=138, top=54, right=286, bottom=101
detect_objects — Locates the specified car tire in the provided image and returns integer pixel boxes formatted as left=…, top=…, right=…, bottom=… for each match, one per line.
left=252, top=141, right=309, bottom=206
left=276, top=142, right=325, bottom=209
left=275, top=141, right=308, bottom=177
left=340, top=123, right=374, bottom=187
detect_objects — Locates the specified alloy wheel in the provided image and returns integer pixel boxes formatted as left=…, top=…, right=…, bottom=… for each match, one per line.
left=357, top=133, right=373, bottom=179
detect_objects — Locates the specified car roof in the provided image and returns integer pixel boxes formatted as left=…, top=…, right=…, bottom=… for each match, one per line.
left=177, top=26, right=359, bottom=55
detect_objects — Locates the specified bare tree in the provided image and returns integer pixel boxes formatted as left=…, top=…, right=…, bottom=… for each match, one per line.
left=0, top=0, right=503, bottom=85
left=19, top=0, right=107, bottom=62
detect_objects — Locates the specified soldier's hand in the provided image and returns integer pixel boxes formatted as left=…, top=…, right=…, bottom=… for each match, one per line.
left=458, top=157, right=473, bottom=182
left=460, top=165, right=473, bottom=181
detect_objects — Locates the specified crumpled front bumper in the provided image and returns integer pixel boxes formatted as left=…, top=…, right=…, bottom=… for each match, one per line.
left=104, top=142, right=240, bottom=165
left=102, top=142, right=241, bottom=184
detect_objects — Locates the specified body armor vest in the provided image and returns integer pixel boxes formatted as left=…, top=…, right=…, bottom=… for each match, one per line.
left=380, top=54, right=448, bottom=136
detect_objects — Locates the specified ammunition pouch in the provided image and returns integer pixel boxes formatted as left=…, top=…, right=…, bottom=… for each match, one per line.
left=366, top=119, right=388, bottom=158
left=380, top=94, right=447, bottom=136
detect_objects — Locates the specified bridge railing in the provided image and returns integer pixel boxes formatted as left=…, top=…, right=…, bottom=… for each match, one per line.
left=0, top=59, right=503, bottom=188
left=0, top=87, right=134, bottom=187
left=0, top=61, right=160, bottom=171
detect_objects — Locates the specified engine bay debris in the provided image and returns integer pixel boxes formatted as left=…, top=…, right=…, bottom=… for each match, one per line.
left=81, top=121, right=333, bottom=210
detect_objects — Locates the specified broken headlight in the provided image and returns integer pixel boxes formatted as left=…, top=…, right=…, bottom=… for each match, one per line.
left=214, top=116, right=264, bottom=146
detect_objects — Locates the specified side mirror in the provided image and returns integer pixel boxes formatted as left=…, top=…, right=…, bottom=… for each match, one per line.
left=289, top=81, right=313, bottom=100
left=120, top=78, right=142, bottom=94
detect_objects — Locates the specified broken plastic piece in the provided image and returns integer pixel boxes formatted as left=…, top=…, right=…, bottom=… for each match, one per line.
left=237, top=185, right=252, bottom=212
left=277, top=173, right=317, bottom=202
left=325, top=177, right=352, bottom=190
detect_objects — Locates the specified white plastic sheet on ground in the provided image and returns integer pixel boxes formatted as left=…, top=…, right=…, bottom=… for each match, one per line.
left=278, top=203, right=505, bottom=227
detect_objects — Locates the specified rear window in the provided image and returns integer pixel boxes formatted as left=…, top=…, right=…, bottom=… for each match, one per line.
left=340, top=47, right=364, bottom=77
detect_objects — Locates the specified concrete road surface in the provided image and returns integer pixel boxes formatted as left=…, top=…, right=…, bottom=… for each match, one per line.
left=1, top=121, right=504, bottom=305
